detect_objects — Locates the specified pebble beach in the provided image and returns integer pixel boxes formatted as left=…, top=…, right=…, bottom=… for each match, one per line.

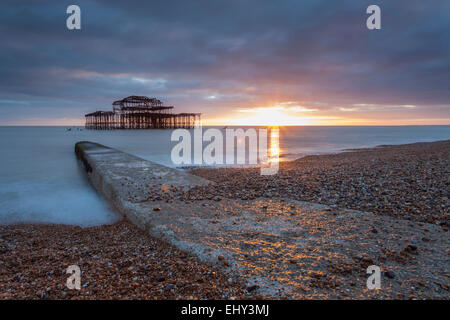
left=0, top=221, right=251, bottom=300
left=0, top=140, right=448, bottom=299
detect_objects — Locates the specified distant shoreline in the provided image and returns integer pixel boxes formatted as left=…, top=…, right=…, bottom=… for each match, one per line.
left=341, top=138, right=450, bottom=151
left=0, top=124, right=450, bottom=127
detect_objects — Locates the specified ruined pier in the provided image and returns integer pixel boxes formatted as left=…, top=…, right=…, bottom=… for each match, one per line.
left=85, top=96, right=201, bottom=130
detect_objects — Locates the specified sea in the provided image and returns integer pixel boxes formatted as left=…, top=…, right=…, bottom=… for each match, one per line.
left=0, top=125, right=449, bottom=226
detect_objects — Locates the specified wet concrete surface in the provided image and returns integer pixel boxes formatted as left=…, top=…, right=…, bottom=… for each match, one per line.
left=140, top=198, right=449, bottom=299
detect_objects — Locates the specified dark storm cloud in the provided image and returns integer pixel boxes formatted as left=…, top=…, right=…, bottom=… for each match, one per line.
left=0, top=0, right=449, bottom=123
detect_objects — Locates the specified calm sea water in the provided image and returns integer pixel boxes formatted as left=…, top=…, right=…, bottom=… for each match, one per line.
left=0, top=125, right=449, bottom=226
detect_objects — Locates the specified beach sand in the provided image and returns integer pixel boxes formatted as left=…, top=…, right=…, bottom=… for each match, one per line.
left=0, top=140, right=448, bottom=299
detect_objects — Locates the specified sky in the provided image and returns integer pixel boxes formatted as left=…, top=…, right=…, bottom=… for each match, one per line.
left=0, top=0, right=449, bottom=126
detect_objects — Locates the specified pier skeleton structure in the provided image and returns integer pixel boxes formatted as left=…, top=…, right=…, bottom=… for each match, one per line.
left=85, top=96, right=201, bottom=129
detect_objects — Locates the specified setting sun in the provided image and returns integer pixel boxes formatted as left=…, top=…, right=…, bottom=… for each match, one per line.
left=221, top=106, right=320, bottom=126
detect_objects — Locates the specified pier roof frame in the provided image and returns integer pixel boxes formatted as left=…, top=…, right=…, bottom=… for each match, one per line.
left=112, top=95, right=169, bottom=108
left=85, top=111, right=115, bottom=117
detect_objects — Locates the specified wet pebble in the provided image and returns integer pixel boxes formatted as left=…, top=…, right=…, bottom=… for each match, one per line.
left=165, top=284, right=175, bottom=291
left=245, top=285, right=259, bottom=292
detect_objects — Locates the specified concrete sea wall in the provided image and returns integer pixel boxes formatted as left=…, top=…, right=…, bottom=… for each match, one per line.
left=75, top=141, right=211, bottom=229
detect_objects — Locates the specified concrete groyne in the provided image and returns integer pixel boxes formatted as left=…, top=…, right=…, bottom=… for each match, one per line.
left=75, top=141, right=210, bottom=229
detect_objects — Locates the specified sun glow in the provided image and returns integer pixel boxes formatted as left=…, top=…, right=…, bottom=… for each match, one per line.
left=224, top=106, right=318, bottom=126
left=203, top=102, right=448, bottom=127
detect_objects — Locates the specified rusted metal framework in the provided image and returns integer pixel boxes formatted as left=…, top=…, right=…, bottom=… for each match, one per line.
left=85, top=96, right=201, bottom=130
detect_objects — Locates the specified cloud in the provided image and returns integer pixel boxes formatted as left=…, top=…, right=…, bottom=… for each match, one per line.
left=350, top=104, right=418, bottom=111
left=0, top=0, right=449, bottom=124
left=339, top=107, right=360, bottom=112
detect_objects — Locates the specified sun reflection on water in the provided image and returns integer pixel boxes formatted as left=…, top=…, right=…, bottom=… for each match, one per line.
left=269, top=126, right=280, bottom=164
